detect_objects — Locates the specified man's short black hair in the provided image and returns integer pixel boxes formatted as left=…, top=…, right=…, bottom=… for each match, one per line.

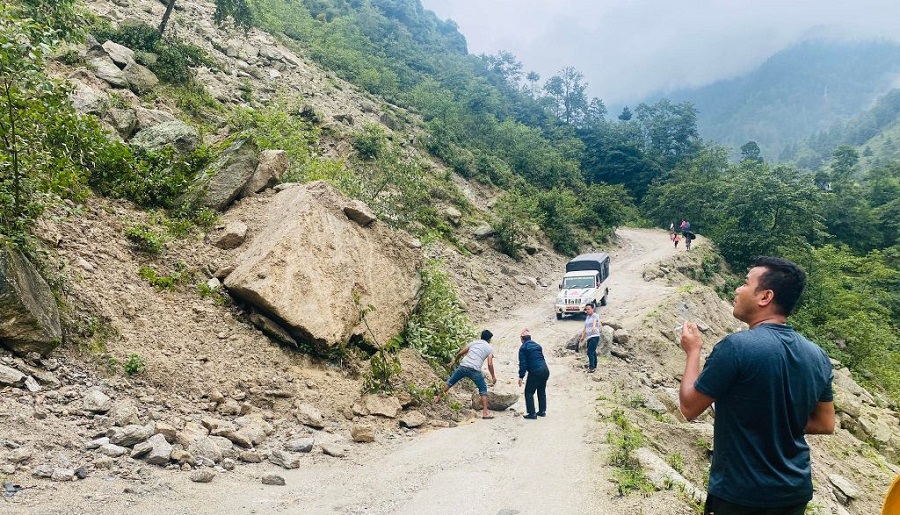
left=480, top=329, right=493, bottom=342
left=753, top=256, right=806, bottom=316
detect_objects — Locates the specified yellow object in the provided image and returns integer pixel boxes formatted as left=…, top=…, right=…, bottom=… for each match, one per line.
left=885, top=475, right=900, bottom=515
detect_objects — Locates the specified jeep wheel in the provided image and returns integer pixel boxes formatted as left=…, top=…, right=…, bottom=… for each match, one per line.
left=600, top=291, right=608, bottom=306
left=555, top=313, right=563, bottom=320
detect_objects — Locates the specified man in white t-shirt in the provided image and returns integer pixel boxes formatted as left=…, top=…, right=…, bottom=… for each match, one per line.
left=434, top=330, right=497, bottom=419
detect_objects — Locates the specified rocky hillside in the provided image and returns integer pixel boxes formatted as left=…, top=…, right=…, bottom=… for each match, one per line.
left=0, top=0, right=568, bottom=500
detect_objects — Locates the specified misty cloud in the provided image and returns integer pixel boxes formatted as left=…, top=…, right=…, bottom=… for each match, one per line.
left=420, top=0, right=900, bottom=105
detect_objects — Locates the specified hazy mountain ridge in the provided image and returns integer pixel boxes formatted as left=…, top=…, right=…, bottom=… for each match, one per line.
left=643, top=39, right=900, bottom=160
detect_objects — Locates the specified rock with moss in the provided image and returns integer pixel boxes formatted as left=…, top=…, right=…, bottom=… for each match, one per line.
left=0, top=247, right=62, bottom=357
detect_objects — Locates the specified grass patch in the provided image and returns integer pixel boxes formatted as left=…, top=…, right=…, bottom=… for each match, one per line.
left=606, top=408, right=655, bottom=496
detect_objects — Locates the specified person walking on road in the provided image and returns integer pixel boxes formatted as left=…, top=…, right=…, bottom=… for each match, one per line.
left=518, top=328, right=550, bottom=419
left=674, top=233, right=681, bottom=249
left=679, top=256, right=835, bottom=514
left=435, top=329, right=498, bottom=419
left=580, top=304, right=601, bottom=373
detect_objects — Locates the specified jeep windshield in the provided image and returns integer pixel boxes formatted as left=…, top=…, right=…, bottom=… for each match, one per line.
left=563, top=277, right=595, bottom=289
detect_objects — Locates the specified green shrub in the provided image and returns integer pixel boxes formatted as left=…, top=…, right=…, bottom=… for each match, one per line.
left=352, top=124, right=388, bottom=160
left=401, top=260, right=476, bottom=368
left=138, top=264, right=193, bottom=290
left=125, top=224, right=166, bottom=255
left=123, top=353, right=146, bottom=375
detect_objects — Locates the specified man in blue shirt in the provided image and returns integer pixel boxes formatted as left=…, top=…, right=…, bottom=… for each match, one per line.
left=679, top=256, right=835, bottom=514
left=517, top=329, right=550, bottom=419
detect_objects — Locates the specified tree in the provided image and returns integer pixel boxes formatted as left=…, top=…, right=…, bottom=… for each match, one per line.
left=525, top=71, right=540, bottom=97
left=159, top=0, right=254, bottom=36
left=483, top=50, right=522, bottom=89
left=829, top=145, right=859, bottom=182
left=740, top=141, right=763, bottom=163
left=618, top=106, right=633, bottom=121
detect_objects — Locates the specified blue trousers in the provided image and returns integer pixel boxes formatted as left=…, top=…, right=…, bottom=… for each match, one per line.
left=586, top=336, right=600, bottom=369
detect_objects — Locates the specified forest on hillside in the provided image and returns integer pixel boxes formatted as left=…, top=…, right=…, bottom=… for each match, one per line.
left=657, top=39, right=900, bottom=162
left=1, top=0, right=898, bottom=403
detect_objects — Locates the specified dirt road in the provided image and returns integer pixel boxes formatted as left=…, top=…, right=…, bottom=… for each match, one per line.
left=8, top=228, right=681, bottom=515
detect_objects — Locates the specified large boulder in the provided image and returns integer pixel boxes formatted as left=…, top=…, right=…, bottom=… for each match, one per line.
left=0, top=246, right=63, bottom=356
left=123, top=62, right=159, bottom=93
left=131, top=120, right=200, bottom=154
left=88, top=55, right=128, bottom=88
left=224, top=181, right=423, bottom=349
left=190, top=139, right=259, bottom=212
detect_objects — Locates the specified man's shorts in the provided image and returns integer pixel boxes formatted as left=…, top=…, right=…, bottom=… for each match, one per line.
left=447, top=366, right=488, bottom=395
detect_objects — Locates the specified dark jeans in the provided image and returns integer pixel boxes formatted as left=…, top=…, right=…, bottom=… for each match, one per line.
left=524, top=367, right=549, bottom=415
left=704, top=495, right=807, bottom=515
left=586, top=336, right=599, bottom=369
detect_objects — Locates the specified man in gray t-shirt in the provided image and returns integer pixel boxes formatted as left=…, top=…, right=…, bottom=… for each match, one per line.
left=434, top=329, right=497, bottom=419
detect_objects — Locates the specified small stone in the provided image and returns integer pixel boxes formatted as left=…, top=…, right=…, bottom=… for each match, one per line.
left=209, top=391, right=225, bottom=404
left=181, top=463, right=191, bottom=472
left=351, top=424, right=375, bottom=443
left=284, top=438, right=314, bottom=453
left=321, top=443, right=346, bottom=458
left=268, top=449, right=300, bottom=469
left=239, top=451, right=262, bottom=463
left=24, top=376, right=41, bottom=392
left=295, top=403, right=325, bottom=429
left=190, top=469, right=215, bottom=483
left=93, top=457, right=114, bottom=470
left=82, top=388, right=112, bottom=413
left=74, top=467, right=89, bottom=479
left=97, top=444, right=129, bottom=458
left=9, top=447, right=32, bottom=464
left=399, top=410, right=427, bottom=429
left=32, top=464, right=54, bottom=478
left=221, top=458, right=235, bottom=471
left=261, top=474, right=286, bottom=486
left=51, top=468, right=76, bottom=482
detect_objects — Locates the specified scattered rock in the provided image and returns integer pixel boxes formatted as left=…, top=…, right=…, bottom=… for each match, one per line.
left=97, top=444, right=129, bottom=458
left=51, top=468, right=75, bottom=482
left=0, top=365, right=26, bottom=387
left=343, top=200, right=377, bottom=227
left=102, top=40, right=135, bottom=67
left=399, top=410, right=427, bottom=429
left=261, top=474, right=286, bottom=486
left=190, top=469, right=215, bottom=483
left=829, top=474, right=860, bottom=505
left=356, top=395, right=402, bottom=419
left=82, top=388, right=113, bottom=413
left=321, top=443, right=346, bottom=458
left=32, top=464, right=54, bottom=478
left=351, top=424, right=375, bottom=443
left=268, top=449, right=300, bottom=469
left=144, top=434, right=173, bottom=466
left=108, top=402, right=141, bottom=426
left=295, top=403, right=325, bottom=429
left=108, top=424, right=154, bottom=447
left=284, top=438, right=314, bottom=453
left=238, top=450, right=262, bottom=463
left=23, top=375, right=41, bottom=392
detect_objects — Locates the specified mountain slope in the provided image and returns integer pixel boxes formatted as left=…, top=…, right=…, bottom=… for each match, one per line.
left=655, top=39, right=900, bottom=160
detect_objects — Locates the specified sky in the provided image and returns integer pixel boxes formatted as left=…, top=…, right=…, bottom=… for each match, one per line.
left=419, top=0, right=900, bottom=106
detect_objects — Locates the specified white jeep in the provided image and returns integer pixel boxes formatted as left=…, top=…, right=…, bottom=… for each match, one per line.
left=555, top=253, right=610, bottom=320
